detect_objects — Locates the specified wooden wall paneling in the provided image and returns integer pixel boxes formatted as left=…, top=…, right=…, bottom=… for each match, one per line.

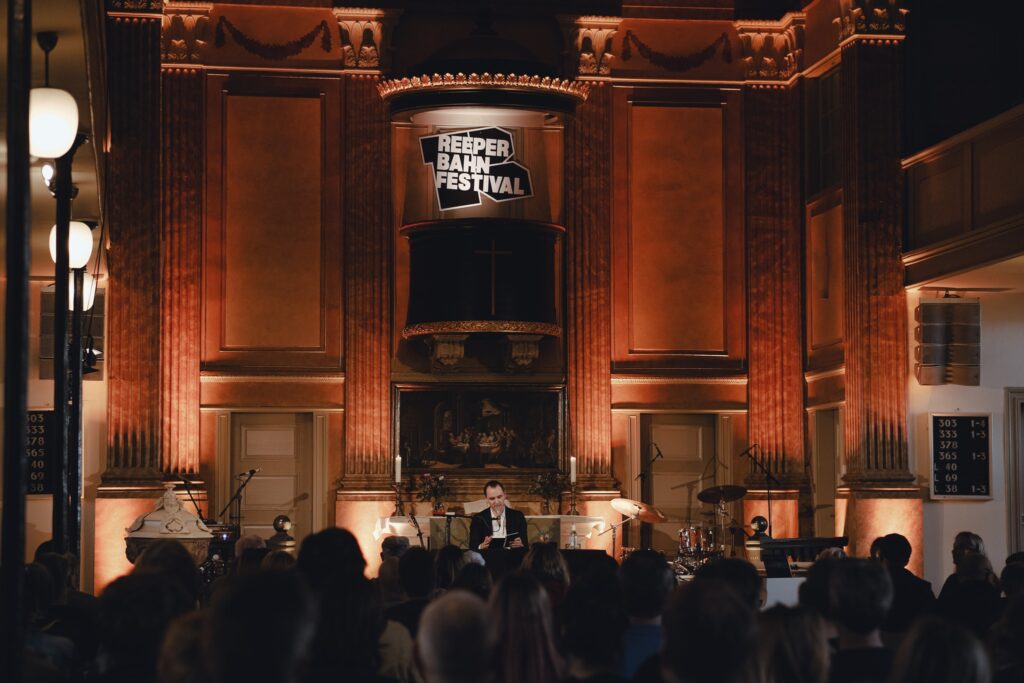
left=611, top=86, right=745, bottom=371
left=745, top=83, right=806, bottom=487
left=839, top=40, right=911, bottom=482
left=104, top=10, right=163, bottom=480
left=906, top=147, right=969, bottom=250
left=161, top=66, right=203, bottom=475
left=806, top=190, right=845, bottom=370
left=203, top=73, right=342, bottom=370
left=610, top=378, right=748, bottom=412
left=341, top=76, right=391, bottom=481
left=566, top=84, right=613, bottom=483
left=973, top=117, right=1024, bottom=230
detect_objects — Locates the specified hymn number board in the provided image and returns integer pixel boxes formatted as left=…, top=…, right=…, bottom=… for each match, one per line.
left=930, top=413, right=991, bottom=500
left=27, top=410, right=55, bottom=495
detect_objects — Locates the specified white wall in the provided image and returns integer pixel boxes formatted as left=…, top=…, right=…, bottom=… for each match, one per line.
left=907, top=291, right=1024, bottom=590
left=0, top=282, right=107, bottom=592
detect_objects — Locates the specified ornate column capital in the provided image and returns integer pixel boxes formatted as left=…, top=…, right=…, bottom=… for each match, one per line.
left=559, top=15, right=622, bottom=78
left=161, top=2, right=211, bottom=65
left=735, top=13, right=805, bottom=84
left=834, top=0, right=908, bottom=44
left=331, top=7, right=401, bottom=72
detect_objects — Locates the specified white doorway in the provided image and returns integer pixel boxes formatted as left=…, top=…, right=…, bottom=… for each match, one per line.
left=227, top=413, right=314, bottom=542
left=642, top=414, right=717, bottom=557
left=810, top=407, right=841, bottom=536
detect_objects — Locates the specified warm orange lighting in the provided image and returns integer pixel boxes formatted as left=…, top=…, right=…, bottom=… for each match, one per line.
left=743, top=490, right=801, bottom=539
left=838, top=488, right=923, bottom=576
left=94, top=496, right=159, bottom=593
left=334, top=498, right=397, bottom=578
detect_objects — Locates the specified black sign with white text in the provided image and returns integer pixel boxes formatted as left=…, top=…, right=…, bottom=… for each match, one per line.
left=420, top=127, right=533, bottom=211
left=930, top=413, right=991, bottom=499
left=27, top=410, right=54, bottom=495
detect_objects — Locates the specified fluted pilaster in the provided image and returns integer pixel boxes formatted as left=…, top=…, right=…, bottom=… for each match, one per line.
left=744, top=83, right=806, bottom=486
left=342, top=75, right=391, bottom=479
left=104, top=5, right=163, bottom=480
left=840, top=37, right=911, bottom=482
left=160, top=66, right=203, bottom=475
left=566, top=84, right=613, bottom=483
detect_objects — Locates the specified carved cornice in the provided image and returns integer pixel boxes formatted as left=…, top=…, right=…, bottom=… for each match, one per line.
left=559, top=15, right=622, bottom=78
left=834, top=0, right=908, bottom=42
left=162, top=2, right=211, bottom=64
left=735, top=13, right=805, bottom=83
left=107, top=0, right=162, bottom=13
left=378, top=73, right=590, bottom=103
left=331, top=7, right=401, bottom=71
left=402, top=320, right=562, bottom=339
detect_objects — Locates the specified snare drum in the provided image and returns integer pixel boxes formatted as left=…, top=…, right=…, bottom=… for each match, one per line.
left=678, top=525, right=715, bottom=553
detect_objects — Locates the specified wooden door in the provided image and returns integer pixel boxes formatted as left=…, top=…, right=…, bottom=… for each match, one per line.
left=642, top=414, right=717, bottom=557
left=230, top=413, right=313, bottom=542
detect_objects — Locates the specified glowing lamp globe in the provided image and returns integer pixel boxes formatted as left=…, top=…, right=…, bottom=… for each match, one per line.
left=49, top=221, right=94, bottom=269
left=69, top=272, right=98, bottom=311
left=29, top=87, right=79, bottom=158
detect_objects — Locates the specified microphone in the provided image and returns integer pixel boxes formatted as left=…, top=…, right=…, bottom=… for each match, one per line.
left=651, top=442, right=665, bottom=460
left=736, top=443, right=759, bottom=459
left=237, top=468, right=261, bottom=478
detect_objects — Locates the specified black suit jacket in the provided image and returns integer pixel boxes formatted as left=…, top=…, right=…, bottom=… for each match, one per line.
left=469, top=507, right=529, bottom=551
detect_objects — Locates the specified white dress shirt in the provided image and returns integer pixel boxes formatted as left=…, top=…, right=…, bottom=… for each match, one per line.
left=490, top=509, right=507, bottom=539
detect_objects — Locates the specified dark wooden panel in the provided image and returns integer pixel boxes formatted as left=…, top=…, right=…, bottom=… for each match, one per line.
left=906, top=146, right=969, bottom=250
left=806, top=191, right=845, bottom=371
left=204, top=73, right=342, bottom=370
left=611, top=86, right=745, bottom=371
left=973, top=118, right=1024, bottom=230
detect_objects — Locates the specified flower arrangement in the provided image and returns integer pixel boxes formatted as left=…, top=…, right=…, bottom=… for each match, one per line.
left=528, top=471, right=569, bottom=513
left=415, top=473, right=451, bottom=513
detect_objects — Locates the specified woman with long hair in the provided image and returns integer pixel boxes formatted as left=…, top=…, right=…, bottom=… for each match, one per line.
left=489, top=573, right=565, bottom=683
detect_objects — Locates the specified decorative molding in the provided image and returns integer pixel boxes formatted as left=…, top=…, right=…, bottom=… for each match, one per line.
left=834, top=0, right=908, bottom=41
left=377, top=73, right=590, bottom=103
left=107, top=0, right=162, bottom=13
left=161, top=2, right=211, bottom=63
left=560, top=16, right=621, bottom=77
left=610, top=375, right=748, bottom=385
left=735, top=13, right=805, bottom=82
left=402, top=320, right=561, bottom=339
left=200, top=374, right=344, bottom=383
left=426, top=334, right=469, bottom=371
left=620, top=30, right=732, bottom=73
left=505, top=334, right=543, bottom=370
left=805, top=367, right=846, bottom=382
left=332, top=7, right=400, bottom=70
left=214, top=15, right=333, bottom=61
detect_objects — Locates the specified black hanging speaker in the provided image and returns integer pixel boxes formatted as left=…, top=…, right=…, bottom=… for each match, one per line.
left=914, top=297, right=980, bottom=386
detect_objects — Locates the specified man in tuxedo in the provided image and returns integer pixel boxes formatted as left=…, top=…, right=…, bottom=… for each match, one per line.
left=469, top=480, right=528, bottom=551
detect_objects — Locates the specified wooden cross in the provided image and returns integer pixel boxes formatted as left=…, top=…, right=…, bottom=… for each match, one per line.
left=473, top=239, right=513, bottom=317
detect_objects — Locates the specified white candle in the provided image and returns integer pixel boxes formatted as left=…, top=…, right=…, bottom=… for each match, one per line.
left=570, top=456, right=577, bottom=483
left=395, top=455, right=402, bottom=483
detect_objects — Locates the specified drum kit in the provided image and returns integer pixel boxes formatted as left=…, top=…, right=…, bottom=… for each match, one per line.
left=609, top=482, right=748, bottom=576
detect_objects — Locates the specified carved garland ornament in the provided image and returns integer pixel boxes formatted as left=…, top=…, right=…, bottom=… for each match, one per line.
left=213, top=15, right=333, bottom=60
left=735, top=14, right=805, bottom=81
left=377, top=73, right=590, bottom=102
left=621, top=30, right=733, bottom=72
left=835, top=0, right=908, bottom=40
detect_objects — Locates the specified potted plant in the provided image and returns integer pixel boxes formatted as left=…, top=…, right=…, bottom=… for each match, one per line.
left=416, top=473, right=451, bottom=515
left=529, top=471, right=570, bottom=514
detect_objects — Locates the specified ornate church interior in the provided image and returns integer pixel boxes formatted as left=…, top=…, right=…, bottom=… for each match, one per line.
left=3, top=0, right=1024, bottom=678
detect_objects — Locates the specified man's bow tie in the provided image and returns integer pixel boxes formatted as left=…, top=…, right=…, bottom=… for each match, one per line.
left=492, top=516, right=501, bottom=521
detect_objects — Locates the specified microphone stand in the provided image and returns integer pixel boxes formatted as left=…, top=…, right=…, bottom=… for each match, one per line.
left=179, top=474, right=206, bottom=523
left=218, top=470, right=258, bottom=530
left=409, top=512, right=425, bottom=548
left=740, top=444, right=782, bottom=537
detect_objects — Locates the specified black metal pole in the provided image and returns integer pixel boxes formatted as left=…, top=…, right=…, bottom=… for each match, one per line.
left=50, top=133, right=86, bottom=556
left=3, top=0, right=32, bottom=679
left=52, top=153, right=72, bottom=554
left=68, top=268, right=85, bottom=572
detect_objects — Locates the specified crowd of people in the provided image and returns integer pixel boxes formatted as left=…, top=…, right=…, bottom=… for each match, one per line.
left=20, top=527, right=1024, bottom=683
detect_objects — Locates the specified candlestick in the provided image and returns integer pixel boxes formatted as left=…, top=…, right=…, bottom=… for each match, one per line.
left=570, top=456, right=577, bottom=483
left=391, top=482, right=405, bottom=517
left=568, top=482, right=579, bottom=515
left=395, top=455, right=402, bottom=483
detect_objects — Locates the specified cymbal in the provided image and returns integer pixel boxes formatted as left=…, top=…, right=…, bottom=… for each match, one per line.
left=697, top=484, right=747, bottom=504
left=610, top=497, right=668, bottom=524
